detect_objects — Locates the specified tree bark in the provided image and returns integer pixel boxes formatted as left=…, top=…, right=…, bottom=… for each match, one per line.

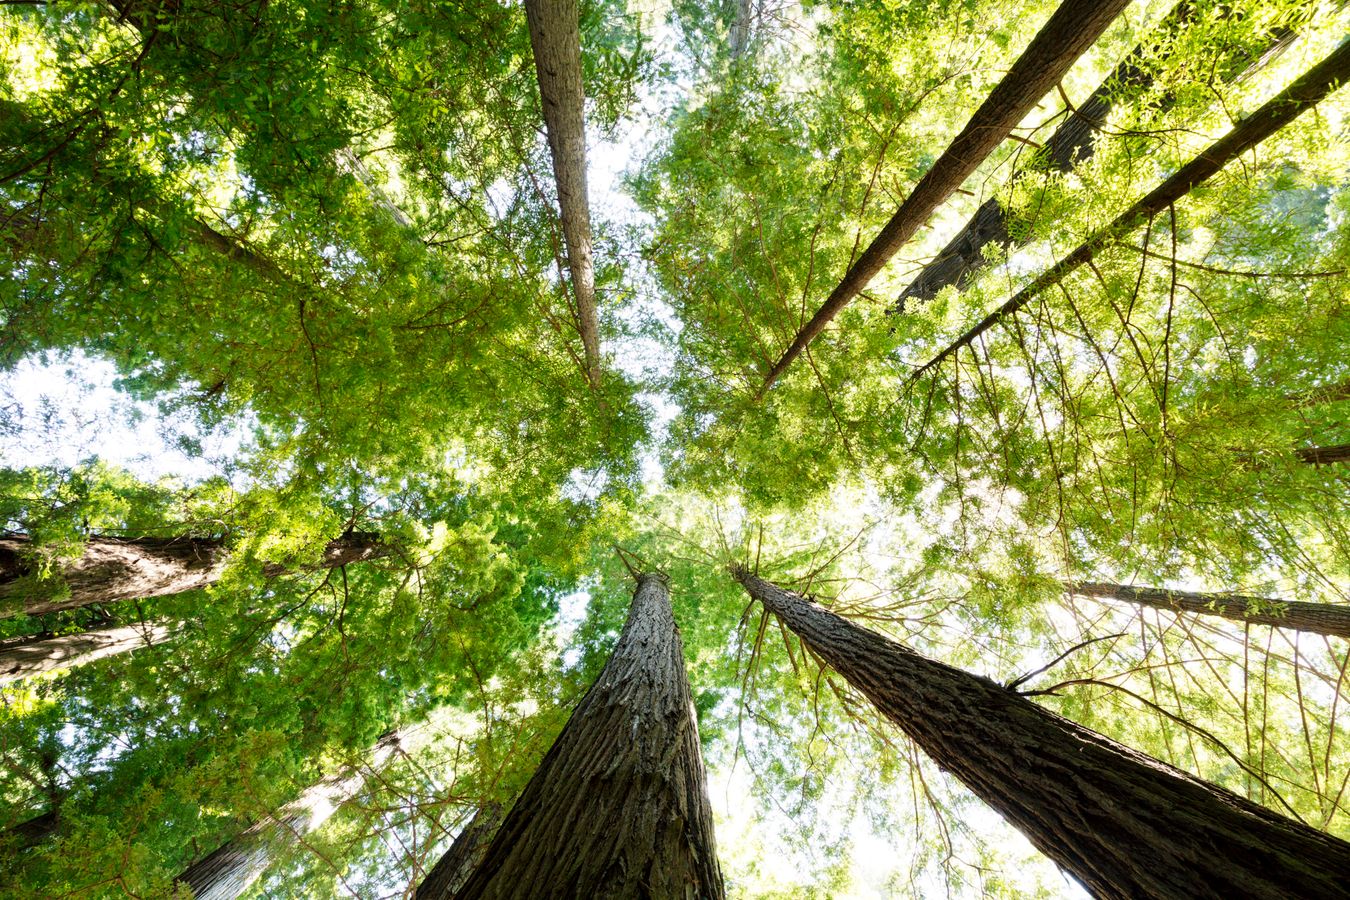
left=0, top=532, right=387, bottom=619
left=909, top=40, right=1350, bottom=383
left=0, top=621, right=176, bottom=683
left=179, top=729, right=403, bottom=900
left=414, top=803, right=503, bottom=899
left=734, top=567, right=1350, bottom=899
left=446, top=573, right=724, bottom=899
left=1, top=809, right=59, bottom=853
left=892, top=3, right=1303, bottom=308
left=525, top=0, right=602, bottom=390
left=1071, top=582, right=1350, bottom=639
left=758, top=0, right=1131, bottom=395
left=1298, top=443, right=1350, bottom=465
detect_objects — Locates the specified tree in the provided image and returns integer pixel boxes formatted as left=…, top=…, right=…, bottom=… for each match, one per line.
left=440, top=572, right=724, bottom=899
left=0, top=621, right=175, bottom=684
left=758, top=0, right=1132, bottom=393
left=178, top=729, right=404, bottom=900
left=414, top=803, right=503, bottom=899
left=1070, top=582, right=1350, bottom=639
left=0, top=532, right=388, bottom=618
left=734, top=567, right=1350, bottom=898
left=525, top=0, right=603, bottom=389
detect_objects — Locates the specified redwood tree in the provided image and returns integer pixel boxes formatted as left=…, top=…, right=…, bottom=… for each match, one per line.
left=440, top=573, right=724, bottom=899
left=1070, top=582, right=1350, bottom=639
left=0, top=621, right=175, bottom=683
left=734, top=567, right=1350, bottom=899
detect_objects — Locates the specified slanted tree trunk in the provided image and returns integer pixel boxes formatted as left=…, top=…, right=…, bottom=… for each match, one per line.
left=1071, top=582, right=1350, bottom=639
left=524, top=0, right=602, bottom=390
left=414, top=803, right=503, bottom=899
left=1298, top=443, right=1350, bottom=465
left=893, top=2, right=1303, bottom=308
left=757, top=0, right=1131, bottom=394
left=1, top=809, right=59, bottom=852
left=179, top=729, right=403, bottom=900
left=0, top=532, right=387, bottom=619
left=444, top=573, right=724, bottom=899
left=734, top=567, right=1350, bottom=899
left=0, top=622, right=176, bottom=683
left=909, top=41, right=1350, bottom=383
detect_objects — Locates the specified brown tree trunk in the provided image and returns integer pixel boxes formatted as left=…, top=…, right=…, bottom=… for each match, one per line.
left=1, top=809, right=59, bottom=853
left=414, top=803, right=503, bottom=899
left=909, top=40, right=1350, bottom=383
left=525, top=0, right=602, bottom=390
left=758, top=0, right=1131, bottom=394
left=1298, top=443, right=1350, bottom=465
left=734, top=567, right=1350, bottom=899
left=179, top=729, right=403, bottom=900
left=0, top=621, right=176, bottom=683
left=446, top=573, right=724, bottom=899
left=893, top=3, right=1302, bottom=308
left=1071, top=582, right=1350, bottom=639
left=0, top=532, right=387, bottom=619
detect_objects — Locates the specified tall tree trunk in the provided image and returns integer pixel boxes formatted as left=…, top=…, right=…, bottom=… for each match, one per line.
left=909, top=40, right=1350, bottom=383
left=734, top=567, right=1350, bottom=899
left=1071, top=582, right=1350, bottom=639
left=0, top=622, right=176, bottom=684
left=1298, top=443, right=1350, bottom=465
left=757, top=0, right=1131, bottom=395
left=444, top=573, right=724, bottom=899
left=414, top=803, right=503, bottom=899
left=893, top=3, right=1302, bottom=308
left=524, top=0, right=602, bottom=390
left=0, top=533, right=387, bottom=619
left=1, top=810, right=59, bottom=853
left=179, top=729, right=403, bottom=900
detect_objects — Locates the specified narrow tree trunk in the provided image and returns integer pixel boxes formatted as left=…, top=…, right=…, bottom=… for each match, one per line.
left=734, top=567, right=1350, bottom=899
left=0, top=622, right=176, bottom=683
left=1298, top=443, right=1350, bottom=465
left=414, top=803, right=503, bottom=899
left=909, top=40, right=1350, bottom=383
left=524, top=0, right=602, bottom=390
left=179, top=729, right=403, bottom=900
left=729, top=0, right=755, bottom=58
left=1071, top=582, right=1350, bottom=639
left=758, top=0, right=1131, bottom=394
left=0, top=532, right=387, bottom=619
left=893, top=3, right=1304, bottom=307
left=2, top=809, right=59, bottom=852
left=444, top=573, right=724, bottom=899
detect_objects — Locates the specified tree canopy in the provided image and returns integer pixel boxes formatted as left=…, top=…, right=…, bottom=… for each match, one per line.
left=2, top=0, right=1348, bottom=896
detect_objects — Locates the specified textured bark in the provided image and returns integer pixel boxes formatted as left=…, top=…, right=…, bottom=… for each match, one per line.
left=893, top=4, right=1304, bottom=307
left=735, top=568, right=1350, bottom=899
left=909, top=40, right=1350, bottom=383
left=729, top=0, right=755, bottom=58
left=0, top=532, right=387, bottom=619
left=179, top=729, right=403, bottom=900
left=758, top=0, right=1131, bottom=394
left=0, top=621, right=176, bottom=683
left=414, top=803, right=503, bottom=899
left=1298, top=443, right=1350, bottom=465
left=1072, top=582, right=1350, bottom=639
left=449, top=574, right=723, bottom=900
left=525, top=0, right=602, bottom=390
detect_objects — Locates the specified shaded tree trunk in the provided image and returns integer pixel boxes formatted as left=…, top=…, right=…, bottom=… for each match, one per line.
left=525, top=0, right=602, bottom=390
left=179, top=729, right=403, bottom=900
left=1298, top=443, right=1350, bottom=466
left=758, top=0, right=1131, bottom=394
left=0, top=621, right=176, bottom=683
left=1071, top=582, right=1350, bottom=639
left=414, top=803, right=503, bottom=899
left=1, top=809, right=59, bottom=853
left=444, top=573, right=723, bottom=899
left=909, top=40, right=1350, bottom=383
left=893, top=3, right=1302, bottom=308
left=0, top=532, right=387, bottom=619
left=734, top=567, right=1350, bottom=899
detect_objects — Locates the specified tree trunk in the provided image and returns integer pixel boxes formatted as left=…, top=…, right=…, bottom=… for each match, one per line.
left=179, top=729, right=403, bottom=900
left=758, top=0, right=1131, bottom=394
left=1298, top=443, right=1350, bottom=465
left=2, top=809, right=59, bottom=853
left=446, top=573, right=724, bottom=899
left=0, top=532, right=387, bottom=619
left=893, top=3, right=1302, bottom=308
left=1071, top=582, right=1350, bottom=639
left=0, top=621, right=176, bottom=683
left=734, top=567, right=1350, bottom=899
left=909, top=40, right=1350, bottom=383
left=414, top=803, right=503, bottom=899
left=525, top=0, right=602, bottom=390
